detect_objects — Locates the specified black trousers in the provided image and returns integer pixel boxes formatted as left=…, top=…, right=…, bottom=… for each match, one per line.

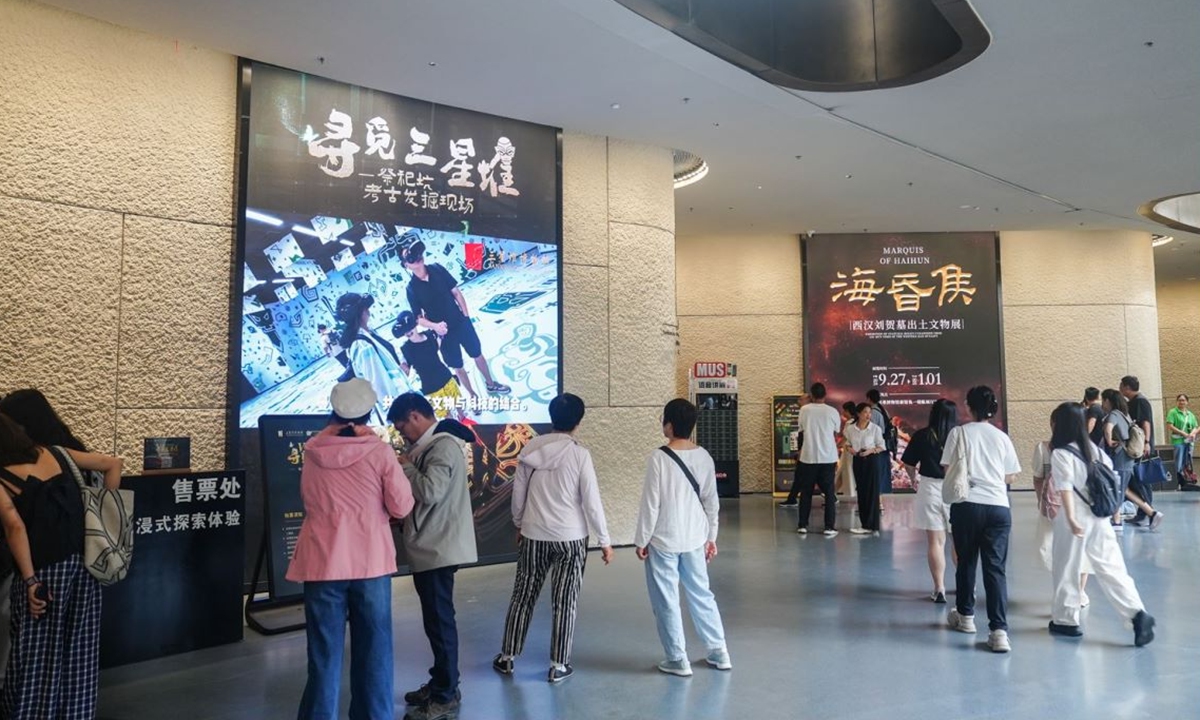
left=412, top=566, right=460, bottom=702
left=796, top=462, right=837, bottom=531
left=949, top=502, right=1011, bottom=631
left=852, top=453, right=886, bottom=531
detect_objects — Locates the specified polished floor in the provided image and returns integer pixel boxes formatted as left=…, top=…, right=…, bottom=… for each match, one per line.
left=99, top=492, right=1200, bottom=720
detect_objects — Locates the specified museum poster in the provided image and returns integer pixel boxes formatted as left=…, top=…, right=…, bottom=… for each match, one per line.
left=237, top=61, right=560, bottom=588
left=771, top=395, right=803, bottom=496
left=802, top=233, right=1005, bottom=490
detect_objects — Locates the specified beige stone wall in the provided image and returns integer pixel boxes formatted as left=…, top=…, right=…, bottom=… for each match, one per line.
left=0, top=0, right=237, bottom=472
left=1000, top=230, right=1162, bottom=487
left=675, top=234, right=803, bottom=492
left=562, top=135, right=677, bottom=542
left=0, top=0, right=675, bottom=543
left=1156, top=279, right=1200, bottom=448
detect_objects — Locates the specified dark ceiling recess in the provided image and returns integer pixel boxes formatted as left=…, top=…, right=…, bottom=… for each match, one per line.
left=615, top=0, right=990, bottom=91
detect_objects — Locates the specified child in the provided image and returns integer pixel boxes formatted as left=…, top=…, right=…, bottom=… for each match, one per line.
left=392, top=311, right=466, bottom=420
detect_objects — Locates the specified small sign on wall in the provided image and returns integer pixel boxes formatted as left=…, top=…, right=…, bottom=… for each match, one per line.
left=143, top=437, right=191, bottom=473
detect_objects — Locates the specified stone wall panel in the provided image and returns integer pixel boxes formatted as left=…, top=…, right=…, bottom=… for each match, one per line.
left=562, top=264, right=610, bottom=406
left=609, top=223, right=676, bottom=407
left=115, top=408, right=225, bottom=474
left=607, top=140, right=674, bottom=234
left=562, top=133, right=609, bottom=267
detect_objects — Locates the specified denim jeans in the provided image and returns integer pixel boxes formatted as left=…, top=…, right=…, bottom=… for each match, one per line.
left=298, top=576, right=393, bottom=720
left=1175, top=442, right=1193, bottom=478
left=412, top=567, right=460, bottom=703
left=644, top=545, right=726, bottom=661
left=949, top=502, right=1011, bottom=631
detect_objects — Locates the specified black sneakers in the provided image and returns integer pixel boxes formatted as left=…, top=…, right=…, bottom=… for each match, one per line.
left=1133, top=610, right=1156, bottom=647
left=547, top=664, right=574, bottom=683
left=404, top=685, right=461, bottom=706
left=1048, top=621, right=1083, bottom=638
left=492, top=654, right=514, bottom=675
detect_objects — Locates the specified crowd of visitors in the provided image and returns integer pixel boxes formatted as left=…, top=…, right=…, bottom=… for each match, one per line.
left=0, top=373, right=1180, bottom=718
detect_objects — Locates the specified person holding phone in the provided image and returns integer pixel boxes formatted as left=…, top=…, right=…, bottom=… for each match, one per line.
left=0, top=412, right=123, bottom=718
left=843, top=403, right=887, bottom=535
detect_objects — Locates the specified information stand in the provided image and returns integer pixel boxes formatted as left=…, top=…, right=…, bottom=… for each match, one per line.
left=771, top=395, right=804, bottom=497
left=245, top=414, right=328, bottom=635
left=690, top=362, right=740, bottom=497
left=101, top=470, right=246, bottom=667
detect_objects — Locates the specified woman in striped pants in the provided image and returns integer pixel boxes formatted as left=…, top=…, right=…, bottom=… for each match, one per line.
left=493, top=394, right=613, bottom=683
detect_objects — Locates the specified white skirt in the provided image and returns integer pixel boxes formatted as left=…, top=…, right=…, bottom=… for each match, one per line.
left=913, top=475, right=951, bottom=531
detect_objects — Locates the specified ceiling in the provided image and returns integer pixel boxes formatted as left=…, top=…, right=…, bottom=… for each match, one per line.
left=43, top=0, right=1200, bottom=278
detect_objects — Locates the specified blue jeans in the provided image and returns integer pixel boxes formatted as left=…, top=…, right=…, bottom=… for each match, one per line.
left=645, top=545, right=726, bottom=661
left=1175, top=443, right=1193, bottom=478
left=298, top=576, right=393, bottom=720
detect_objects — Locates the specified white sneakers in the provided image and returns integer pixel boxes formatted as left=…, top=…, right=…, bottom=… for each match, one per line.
left=987, top=629, right=1011, bottom=653
left=947, top=609, right=976, bottom=634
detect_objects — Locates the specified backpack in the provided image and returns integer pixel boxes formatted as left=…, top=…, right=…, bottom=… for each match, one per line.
left=1066, top=445, right=1122, bottom=518
left=1036, top=442, right=1061, bottom=519
left=876, top=404, right=898, bottom=455
left=1117, top=412, right=1146, bottom=459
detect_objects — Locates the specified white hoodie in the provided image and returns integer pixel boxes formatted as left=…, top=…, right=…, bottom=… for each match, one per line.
left=513, top=433, right=611, bottom=547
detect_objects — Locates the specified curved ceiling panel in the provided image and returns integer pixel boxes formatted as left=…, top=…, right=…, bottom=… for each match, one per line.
left=614, top=0, right=990, bottom=91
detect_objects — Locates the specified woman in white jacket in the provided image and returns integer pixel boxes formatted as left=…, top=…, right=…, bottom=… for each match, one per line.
left=1047, top=402, right=1156, bottom=646
left=493, top=394, right=613, bottom=683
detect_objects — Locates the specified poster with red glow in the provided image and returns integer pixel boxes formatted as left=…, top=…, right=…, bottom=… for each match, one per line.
left=802, top=233, right=1005, bottom=490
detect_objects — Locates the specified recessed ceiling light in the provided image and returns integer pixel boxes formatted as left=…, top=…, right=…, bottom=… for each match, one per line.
left=610, top=103, right=620, bottom=110
left=428, top=61, right=437, bottom=67
left=959, top=205, right=973, bottom=209
left=1152, top=234, right=1174, bottom=247
left=757, top=185, right=763, bottom=190
left=845, top=174, right=853, bottom=179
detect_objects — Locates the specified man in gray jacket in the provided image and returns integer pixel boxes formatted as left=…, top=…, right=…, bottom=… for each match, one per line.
left=389, top=393, right=478, bottom=720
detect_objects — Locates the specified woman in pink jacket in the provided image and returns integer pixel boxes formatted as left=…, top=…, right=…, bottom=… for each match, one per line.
left=287, top=379, right=415, bottom=719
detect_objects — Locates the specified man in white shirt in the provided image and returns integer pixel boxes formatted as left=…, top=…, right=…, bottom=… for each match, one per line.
left=784, top=383, right=842, bottom=536
left=634, top=399, right=731, bottom=677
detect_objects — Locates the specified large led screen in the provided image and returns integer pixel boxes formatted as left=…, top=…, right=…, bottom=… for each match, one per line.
left=234, top=61, right=561, bottom=581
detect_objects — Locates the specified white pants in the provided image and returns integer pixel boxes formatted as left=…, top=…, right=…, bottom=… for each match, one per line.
left=1051, top=509, right=1143, bottom=626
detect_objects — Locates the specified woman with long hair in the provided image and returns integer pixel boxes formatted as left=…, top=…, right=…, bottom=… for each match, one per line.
left=1101, top=389, right=1161, bottom=530
left=941, top=386, right=1019, bottom=653
left=335, top=292, right=409, bottom=420
left=902, top=399, right=957, bottom=602
left=0, top=412, right=123, bottom=717
left=843, top=403, right=886, bottom=535
left=1047, top=402, right=1155, bottom=645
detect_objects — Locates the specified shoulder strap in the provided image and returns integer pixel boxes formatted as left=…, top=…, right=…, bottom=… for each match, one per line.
left=0, top=465, right=27, bottom=494
left=658, top=446, right=702, bottom=502
left=52, top=445, right=88, bottom=490
left=358, top=331, right=404, bottom=368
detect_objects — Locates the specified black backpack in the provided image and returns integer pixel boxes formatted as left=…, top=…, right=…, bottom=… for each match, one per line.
left=1066, top=446, right=1122, bottom=518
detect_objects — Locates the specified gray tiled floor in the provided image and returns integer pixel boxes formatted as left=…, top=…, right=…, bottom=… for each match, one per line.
left=99, top=492, right=1200, bottom=719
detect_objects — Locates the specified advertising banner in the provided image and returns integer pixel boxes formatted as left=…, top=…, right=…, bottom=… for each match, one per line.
left=802, top=233, right=1005, bottom=490
left=771, top=395, right=804, bottom=495
left=101, top=472, right=245, bottom=667
left=690, top=362, right=740, bottom=497
left=236, top=61, right=561, bottom=582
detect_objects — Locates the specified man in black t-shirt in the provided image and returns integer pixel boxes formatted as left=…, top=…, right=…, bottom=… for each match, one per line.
left=1121, top=375, right=1160, bottom=525
left=1083, top=387, right=1105, bottom=446
left=403, top=239, right=511, bottom=401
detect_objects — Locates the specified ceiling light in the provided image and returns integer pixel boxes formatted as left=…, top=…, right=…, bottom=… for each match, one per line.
left=674, top=162, right=708, bottom=189
left=959, top=205, right=973, bottom=209
left=1152, top=234, right=1175, bottom=247
left=428, top=61, right=437, bottom=67
left=246, top=209, right=283, bottom=226
left=610, top=103, right=620, bottom=110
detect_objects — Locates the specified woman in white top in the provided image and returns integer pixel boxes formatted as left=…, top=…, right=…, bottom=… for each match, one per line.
left=844, top=403, right=886, bottom=534
left=495, top=394, right=614, bottom=682
left=1047, top=402, right=1156, bottom=646
left=940, top=386, right=1019, bottom=653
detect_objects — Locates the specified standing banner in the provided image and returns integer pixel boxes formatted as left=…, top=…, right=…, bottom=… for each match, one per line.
left=771, top=395, right=804, bottom=496
left=234, top=60, right=561, bottom=582
left=802, top=233, right=1005, bottom=490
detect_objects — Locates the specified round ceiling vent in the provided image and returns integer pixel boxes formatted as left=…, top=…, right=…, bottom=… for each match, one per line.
left=674, top=149, right=708, bottom=189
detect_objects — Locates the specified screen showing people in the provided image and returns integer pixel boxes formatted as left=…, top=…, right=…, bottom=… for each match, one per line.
left=240, top=221, right=558, bottom=429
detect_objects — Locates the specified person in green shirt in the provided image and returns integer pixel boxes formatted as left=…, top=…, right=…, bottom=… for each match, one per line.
left=1165, top=394, right=1198, bottom=486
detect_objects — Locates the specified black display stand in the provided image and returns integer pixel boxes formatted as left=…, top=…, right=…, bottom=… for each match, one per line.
left=100, top=471, right=246, bottom=668
left=244, top=532, right=306, bottom=635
